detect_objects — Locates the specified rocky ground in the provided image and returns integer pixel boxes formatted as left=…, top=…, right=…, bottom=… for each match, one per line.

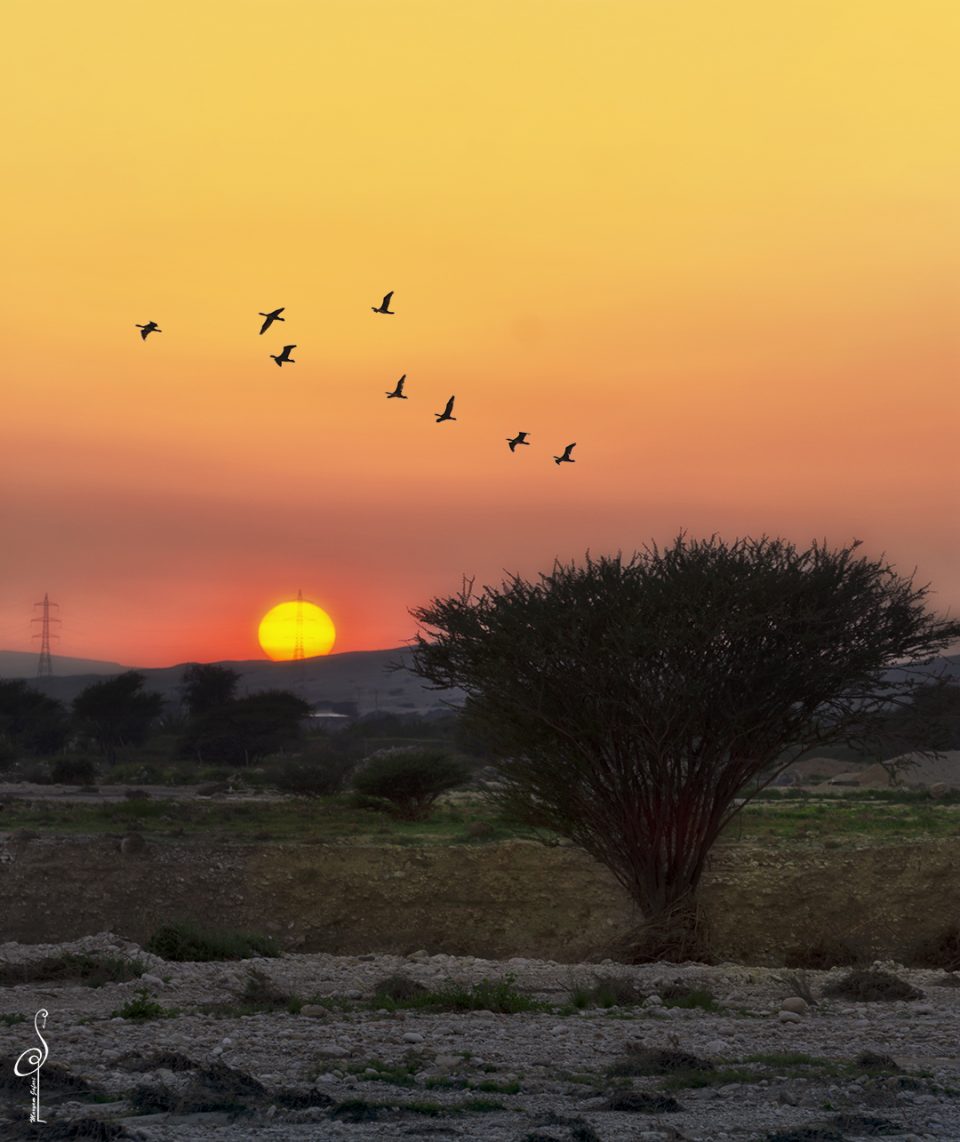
left=1, top=932, right=958, bottom=1141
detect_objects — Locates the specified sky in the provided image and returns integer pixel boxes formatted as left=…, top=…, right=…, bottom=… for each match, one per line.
left=2, top=0, right=959, bottom=667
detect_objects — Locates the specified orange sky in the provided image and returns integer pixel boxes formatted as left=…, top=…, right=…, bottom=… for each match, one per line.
left=2, top=0, right=958, bottom=666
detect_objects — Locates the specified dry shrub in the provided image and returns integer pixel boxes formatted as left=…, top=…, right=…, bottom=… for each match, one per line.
left=822, top=969, right=923, bottom=1002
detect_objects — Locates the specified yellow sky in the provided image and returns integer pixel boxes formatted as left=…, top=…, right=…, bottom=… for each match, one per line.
left=2, top=1, right=958, bottom=664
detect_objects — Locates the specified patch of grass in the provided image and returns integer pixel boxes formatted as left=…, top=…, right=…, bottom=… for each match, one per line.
left=660, top=1065, right=761, bottom=1091
left=370, top=973, right=548, bottom=1014
left=145, top=921, right=278, bottom=962
left=774, top=970, right=819, bottom=1006
left=331, top=1098, right=392, bottom=1122
left=0, top=952, right=148, bottom=988
left=660, top=984, right=720, bottom=1011
left=822, top=969, right=924, bottom=1002
left=744, top=1051, right=825, bottom=1068
left=347, top=1057, right=420, bottom=1087
left=608, top=1046, right=714, bottom=1078
left=112, top=988, right=175, bottom=1021
left=569, top=975, right=645, bottom=1009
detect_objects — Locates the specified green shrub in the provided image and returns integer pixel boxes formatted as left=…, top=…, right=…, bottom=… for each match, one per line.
left=50, top=756, right=98, bottom=784
left=146, top=922, right=278, bottom=962
left=569, top=975, right=644, bottom=1008
left=112, top=988, right=171, bottom=1021
left=266, top=752, right=356, bottom=797
left=353, top=748, right=471, bottom=820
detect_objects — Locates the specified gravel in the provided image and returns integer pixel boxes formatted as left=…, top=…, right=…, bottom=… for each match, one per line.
left=1, top=931, right=958, bottom=1140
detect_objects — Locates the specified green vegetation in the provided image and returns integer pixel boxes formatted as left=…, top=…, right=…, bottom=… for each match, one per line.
left=145, top=921, right=278, bottom=962
left=112, top=988, right=175, bottom=1021
left=331, top=1095, right=509, bottom=1119
left=568, top=975, right=645, bottom=1008
left=4, top=784, right=958, bottom=848
left=352, top=747, right=472, bottom=820
left=0, top=952, right=148, bottom=988
left=367, top=973, right=548, bottom=1014
left=73, top=672, right=164, bottom=764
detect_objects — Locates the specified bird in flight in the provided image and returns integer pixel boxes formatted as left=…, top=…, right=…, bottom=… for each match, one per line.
left=258, top=307, right=285, bottom=335
left=435, top=396, right=456, bottom=423
left=554, top=443, right=576, bottom=465
left=386, top=375, right=407, bottom=399
left=136, top=322, right=161, bottom=340
left=372, top=291, right=395, bottom=314
left=507, top=431, right=530, bottom=452
left=270, top=345, right=297, bottom=367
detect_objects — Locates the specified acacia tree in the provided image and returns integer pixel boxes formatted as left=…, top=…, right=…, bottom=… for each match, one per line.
left=408, top=535, right=960, bottom=952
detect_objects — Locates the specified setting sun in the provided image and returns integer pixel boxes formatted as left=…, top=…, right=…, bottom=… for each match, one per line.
left=258, top=594, right=336, bottom=661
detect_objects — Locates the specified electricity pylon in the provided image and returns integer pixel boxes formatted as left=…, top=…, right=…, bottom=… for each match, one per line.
left=32, top=593, right=60, bottom=676
left=293, top=589, right=305, bottom=661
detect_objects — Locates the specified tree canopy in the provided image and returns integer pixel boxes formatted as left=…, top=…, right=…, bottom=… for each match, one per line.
left=72, top=672, right=164, bottom=764
left=180, top=663, right=241, bottom=717
left=0, top=679, right=69, bottom=757
left=409, top=535, right=960, bottom=952
left=178, top=689, right=311, bottom=765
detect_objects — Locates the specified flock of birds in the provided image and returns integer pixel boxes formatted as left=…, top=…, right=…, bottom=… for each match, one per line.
left=136, top=294, right=578, bottom=464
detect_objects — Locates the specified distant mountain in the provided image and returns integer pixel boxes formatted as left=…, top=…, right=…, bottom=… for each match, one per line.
left=0, top=650, right=129, bottom=678
left=4, top=647, right=464, bottom=717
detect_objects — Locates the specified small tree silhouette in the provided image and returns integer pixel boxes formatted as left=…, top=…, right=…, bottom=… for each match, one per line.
left=180, top=663, right=241, bottom=718
left=409, top=535, right=960, bottom=956
left=72, top=672, right=163, bottom=764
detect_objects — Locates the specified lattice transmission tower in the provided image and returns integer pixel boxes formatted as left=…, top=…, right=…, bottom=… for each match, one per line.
left=32, top=593, right=60, bottom=676
left=292, top=589, right=305, bottom=661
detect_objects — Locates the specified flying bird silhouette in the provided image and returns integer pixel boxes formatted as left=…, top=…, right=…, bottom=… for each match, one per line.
left=435, top=396, right=456, bottom=423
left=270, top=345, right=297, bottom=367
left=258, top=307, right=285, bottom=335
left=135, top=322, right=161, bottom=339
left=554, top=443, right=576, bottom=465
left=372, top=291, right=395, bottom=314
left=386, top=375, right=407, bottom=399
left=507, top=431, right=530, bottom=452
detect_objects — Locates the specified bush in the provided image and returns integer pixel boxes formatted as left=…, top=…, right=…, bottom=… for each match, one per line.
left=352, top=748, right=471, bottom=820
left=822, top=968, right=924, bottom=1002
left=372, top=974, right=429, bottom=1002
left=49, top=756, right=98, bottom=784
left=112, top=988, right=171, bottom=1021
left=569, top=975, right=644, bottom=1009
left=146, top=922, right=279, bottom=962
left=0, top=953, right=147, bottom=987
left=266, top=752, right=356, bottom=797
